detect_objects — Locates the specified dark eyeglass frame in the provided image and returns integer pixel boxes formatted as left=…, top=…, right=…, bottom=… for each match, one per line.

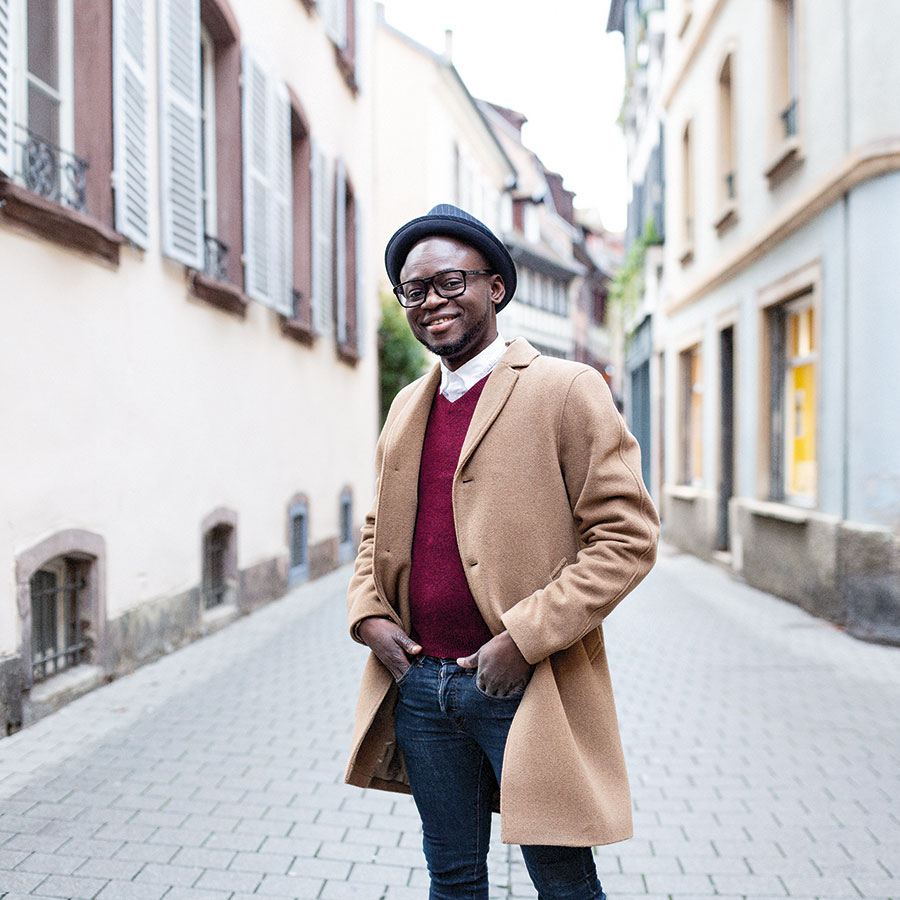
left=392, top=269, right=495, bottom=308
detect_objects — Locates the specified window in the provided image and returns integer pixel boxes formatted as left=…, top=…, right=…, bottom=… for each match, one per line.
left=0, top=1, right=122, bottom=259
left=335, top=159, right=360, bottom=360
left=679, top=344, right=703, bottom=485
left=768, top=293, right=816, bottom=503
left=201, top=508, right=238, bottom=610
left=339, top=490, right=354, bottom=563
left=199, top=25, right=221, bottom=277
left=321, top=0, right=357, bottom=92
left=241, top=46, right=292, bottom=314
left=679, top=121, right=694, bottom=264
left=311, top=142, right=334, bottom=334
left=766, top=0, right=802, bottom=185
left=772, top=0, right=797, bottom=140
left=202, top=523, right=235, bottom=609
left=30, top=555, right=87, bottom=682
left=715, top=53, right=738, bottom=234
left=288, top=501, right=309, bottom=586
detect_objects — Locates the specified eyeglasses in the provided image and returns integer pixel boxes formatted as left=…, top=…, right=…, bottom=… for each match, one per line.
left=392, top=269, right=494, bottom=308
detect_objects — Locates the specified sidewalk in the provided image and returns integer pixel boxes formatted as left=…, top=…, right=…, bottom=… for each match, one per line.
left=1, top=547, right=898, bottom=900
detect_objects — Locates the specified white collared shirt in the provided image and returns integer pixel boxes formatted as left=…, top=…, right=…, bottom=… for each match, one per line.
left=439, top=333, right=507, bottom=402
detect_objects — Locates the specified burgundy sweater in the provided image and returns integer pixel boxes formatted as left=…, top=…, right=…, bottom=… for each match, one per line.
left=408, top=376, right=494, bottom=658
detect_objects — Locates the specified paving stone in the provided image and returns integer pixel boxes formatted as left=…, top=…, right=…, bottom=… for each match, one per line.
left=191, top=869, right=262, bottom=892
left=31, top=873, right=108, bottom=899
left=202, top=831, right=266, bottom=852
left=95, top=883, right=168, bottom=900
left=170, top=845, right=236, bottom=869
left=779, top=875, right=861, bottom=897
left=113, top=841, right=178, bottom=863
left=851, top=876, right=899, bottom=898
left=0, top=871, right=47, bottom=892
left=711, top=874, right=788, bottom=895
left=349, top=861, right=413, bottom=885
left=321, top=880, right=397, bottom=900
left=253, top=873, right=326, bottom=896
left=133, top=861, right=203, bottom=886
left=644, top=873, right=715, bottom=894
left=74, top=856, right=145, bottom=879
left=15, top=851, right=86, bottom=874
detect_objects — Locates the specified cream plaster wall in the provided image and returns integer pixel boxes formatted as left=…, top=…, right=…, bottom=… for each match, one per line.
left=1, top=0, right=378, bottom=658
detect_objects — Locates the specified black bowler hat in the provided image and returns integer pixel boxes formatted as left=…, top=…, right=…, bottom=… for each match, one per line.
left=385, top=203, right=517, bottom=311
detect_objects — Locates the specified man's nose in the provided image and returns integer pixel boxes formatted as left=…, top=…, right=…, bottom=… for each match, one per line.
left=420, top=283, right=446, bottom=307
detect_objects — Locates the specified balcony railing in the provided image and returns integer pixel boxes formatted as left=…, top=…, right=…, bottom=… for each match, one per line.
left=725, top=171, right=736, bottom=201
left=780, top=99, right=798, bottom=138
left=203, top=233, right=229, bottom=282
left=15, top=124, right=88, bottom=213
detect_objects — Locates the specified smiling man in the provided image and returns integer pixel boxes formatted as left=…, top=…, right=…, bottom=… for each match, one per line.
left=345, top=204, right=659, bottom=900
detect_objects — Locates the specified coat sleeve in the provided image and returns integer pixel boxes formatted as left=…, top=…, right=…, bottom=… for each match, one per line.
left=346, top=388, right=411, bottom=643
left=500, top=367, right=660, bottom=664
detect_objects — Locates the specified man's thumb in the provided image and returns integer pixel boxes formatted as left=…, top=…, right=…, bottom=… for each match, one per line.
left=456, top=653, right=478, bottom=668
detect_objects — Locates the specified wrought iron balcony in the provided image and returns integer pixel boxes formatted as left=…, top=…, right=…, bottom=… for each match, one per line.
left=15, top=124, right=88, bottom=213
left=203, top=233, right=229, bottom=282
left=780, top=99, right=798, bottom=138
left=725, top=171, right=736, bottom=201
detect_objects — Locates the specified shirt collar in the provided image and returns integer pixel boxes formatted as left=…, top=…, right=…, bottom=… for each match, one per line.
left=439, top=332, right=506, bottom=402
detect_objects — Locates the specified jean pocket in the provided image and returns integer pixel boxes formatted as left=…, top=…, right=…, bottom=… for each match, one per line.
left=394, top=658, right=420, bottom=687
left=473, top=678, right=526, bottom=701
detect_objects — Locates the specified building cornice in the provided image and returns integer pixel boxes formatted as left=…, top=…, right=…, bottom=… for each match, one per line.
left=662, top=0, right=729, bottom=109
left=665, top=139, right=900, bottom=315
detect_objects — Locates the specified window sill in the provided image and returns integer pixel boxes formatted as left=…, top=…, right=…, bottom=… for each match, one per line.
left=334, top=44, right=359, bottom=95
left=0, top=178, right=123, bottom=265
left=280, top=314, right=316, bottom=345
left=765, top=137, right=804, bottom=188
left=188, top=270, right=249, bottom=317
left=744, top=497, right=812, bottom=524
left=678, top=244, right=695, bottom=267
left=714, top=201, right=739, bottom=236
left=337, top=340, right=360, bottom=366
left=668, top=484, right=701, bottom=501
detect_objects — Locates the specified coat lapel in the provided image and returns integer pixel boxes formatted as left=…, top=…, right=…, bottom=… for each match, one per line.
left=457, top=338, right=538, bottom=471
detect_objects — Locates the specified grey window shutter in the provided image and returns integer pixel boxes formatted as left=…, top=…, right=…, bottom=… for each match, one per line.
left=158, top=0, right=203, bottom=268
left=270, top=81, right=293, bottom=315
left=323, top=0, right=347, bottom=49
left=0, top=0, right=11, bottom=177
left=355, top=198, right=365, bottom=357
left=113, top=0, right=151, bottom=248
left=310, top=141, right=333, bottom=335
left=334, top=158, right=347, bottom=344
left=242, top=46, right=271, bottom=304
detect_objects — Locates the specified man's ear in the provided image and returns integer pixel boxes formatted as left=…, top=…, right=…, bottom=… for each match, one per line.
left=489, top=275, right=506, bottom=307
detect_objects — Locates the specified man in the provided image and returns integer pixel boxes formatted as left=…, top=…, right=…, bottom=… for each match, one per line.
left=346, top=204, right=659, bottom=900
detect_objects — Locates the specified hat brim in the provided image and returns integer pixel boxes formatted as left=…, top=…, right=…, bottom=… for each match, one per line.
left=385, top=214, right=516, bottom=311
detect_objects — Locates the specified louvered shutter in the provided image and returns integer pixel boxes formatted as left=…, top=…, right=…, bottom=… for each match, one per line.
left=242, top=47, right=270, bottom=303
left=323, top=0, right=347, bottom=49
left=113, top=0, right=151, bottom=247
left=310, top=142, right=333, bottom=335
left=158, top=0, right=203, bottom=268
left=270, top=81, right=293, bottom=315
left=354, top=198, right=365, bottom=356
left=334, top=158, right=347, bottom=344
left=0, top=0, right=12, bottom=177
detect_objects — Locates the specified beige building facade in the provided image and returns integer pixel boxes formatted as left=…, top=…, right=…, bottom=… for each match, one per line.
left=660, top=0, right=900, bottom=641
left=0, top=0, right=379, bottom=732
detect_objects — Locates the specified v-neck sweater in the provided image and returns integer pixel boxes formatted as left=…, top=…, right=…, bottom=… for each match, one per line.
left=408, top=374, right=494, bottom=658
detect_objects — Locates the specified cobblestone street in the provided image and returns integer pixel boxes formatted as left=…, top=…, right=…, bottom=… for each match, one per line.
left=1, top=546, right=898, bottom=900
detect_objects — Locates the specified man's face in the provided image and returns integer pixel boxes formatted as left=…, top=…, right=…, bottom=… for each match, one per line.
left=399, top=237, right=505, bottom=371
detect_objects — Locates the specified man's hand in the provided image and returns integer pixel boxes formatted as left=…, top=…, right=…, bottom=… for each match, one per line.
left=457, top=631, right=533, bottom=697
left=357, top=617, right=422, bottom=681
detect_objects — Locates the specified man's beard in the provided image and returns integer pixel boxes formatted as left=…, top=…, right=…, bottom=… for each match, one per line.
left=418, top=304, right=490, bottom=359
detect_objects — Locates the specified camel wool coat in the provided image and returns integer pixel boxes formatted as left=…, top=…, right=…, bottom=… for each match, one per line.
left=345, top=338, right=659, bottom=846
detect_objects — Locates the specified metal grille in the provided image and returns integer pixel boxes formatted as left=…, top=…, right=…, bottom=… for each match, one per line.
left=203, top=525, right=230, bottom=609
left=204, top=234, right=229, bottom=282
left=16, top=124, right=88, bottom=213
left=780, top=99, right=798, bottom=138
left=30, top=562, right=87, bottom=682
left=290, top=510, right=307, bottom=569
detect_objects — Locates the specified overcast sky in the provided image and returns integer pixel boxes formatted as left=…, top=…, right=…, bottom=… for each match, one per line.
left=378, top=0, right=628, bottom=231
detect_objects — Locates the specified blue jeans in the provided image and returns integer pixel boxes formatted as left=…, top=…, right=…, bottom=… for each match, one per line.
left=394, top=656, right=606, bottom=900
